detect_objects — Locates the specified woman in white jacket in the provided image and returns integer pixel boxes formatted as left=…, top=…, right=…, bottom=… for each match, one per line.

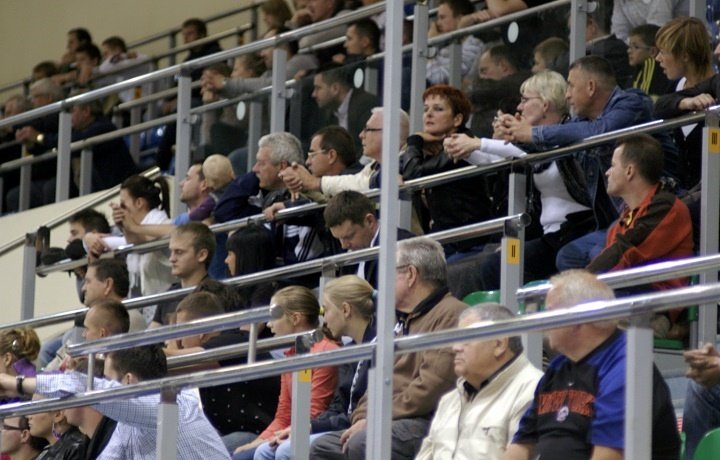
left=444, top=70, right=596, bottom=289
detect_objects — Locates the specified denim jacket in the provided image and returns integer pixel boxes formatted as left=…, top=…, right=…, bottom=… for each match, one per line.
left=530, top=88, right=661, bottom=230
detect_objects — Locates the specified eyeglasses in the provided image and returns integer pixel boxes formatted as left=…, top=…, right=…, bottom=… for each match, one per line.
left=519, top=96, right=542, bottom=104
left=1, top=425, right=23, bottom=432
left=307, top=149, right=327, bottom=159
left=361, top=126, right=382, bottom=133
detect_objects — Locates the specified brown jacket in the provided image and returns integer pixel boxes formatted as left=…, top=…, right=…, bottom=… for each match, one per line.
left=351, top=288, right=466, bottom=422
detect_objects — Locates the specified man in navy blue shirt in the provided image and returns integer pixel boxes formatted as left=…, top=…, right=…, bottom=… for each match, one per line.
left=505, top=270, right=679, bottom=460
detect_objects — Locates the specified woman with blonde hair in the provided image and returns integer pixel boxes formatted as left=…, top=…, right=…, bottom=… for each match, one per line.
left=654, top=16, right=714, bottom=188
left=230, top=286, right=339, bottom=460
left=254, top=276, right=376, bottom=460
left=444, top=70, right=605, bottom=293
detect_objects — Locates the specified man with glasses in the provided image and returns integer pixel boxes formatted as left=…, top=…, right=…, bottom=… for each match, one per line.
left=1, top=416, right=48, bottom=460
left=280, top=107, right=409, bottom=199
left=310, top=237, right=466, bottom=459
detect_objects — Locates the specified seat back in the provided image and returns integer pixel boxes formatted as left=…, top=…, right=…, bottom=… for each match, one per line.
left=462, top=290, right=500, bottom=305
left=694, top=426, right=720, bottom=460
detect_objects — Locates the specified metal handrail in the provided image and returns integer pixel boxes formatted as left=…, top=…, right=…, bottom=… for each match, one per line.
left=11, top=215, right=528, bottom=331
left=0, top=4, right=262, bottom=97
left=517, top=253, right=720, bottom=300
left=65, top=304, right=281, bottom=357
left=84, top=25, right=252, bottom=87
left=1, top=280, right=717, bottom=418
left=0, top=167, right=160, bottom=257
left=167, top=333, right=300, bottom=369
left=126, top=4, right=263, bottom=50
left=0, top=2, right=387, bottom=132
left=32, top=106, right=713, bottom=276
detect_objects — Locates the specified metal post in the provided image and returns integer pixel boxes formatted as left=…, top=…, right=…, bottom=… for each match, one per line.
left=364, top=66, right=379, bottom=96
left=448, top=41, right=462, bottom=89
left=129, top=106, right=143, bottom=164
left=248, top=323, right=258, bottom=364
left=173, top=70, right=193, bottom=218
left=79, top=148, right=93, bottom=196
left=86, top=354, right=95, bottom=390
left=503, top=171, right=542, bottom=368
left=18, top=162, right=31, bottom=212
left=20, top=233, right=37, bottom=321
left=270, top=48, right=288, bottom=133
left=168, top=35, right=177, bottom=66
left=569, top=0, right=588, bottom=64
left=366, top=0, right=403, bottom=457
left=624, top=313, right=653, bottom=460
left=698, top=115, right=720, bottom=347
left=250, top=6, right=259, bottom=42
left=157, top=388, right=179, bottom=460
left=688, top=0, right=705, bottom=19
left=0, top=176, right=4, bottom=214
left=55, top=110, right=72, bottom=202
left=288, top=84, right=303, bottom=140
left=290, top=337, right=312, bottom=460
left=247, top=101, right=262, bottom=172
left=409, top=1, right=429, bottom=133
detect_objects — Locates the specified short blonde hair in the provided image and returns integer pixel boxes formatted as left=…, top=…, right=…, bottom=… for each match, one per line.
left=202, top=154, right=235, bottom=191
left=656, top=17, right=712, bottom=78
left=520, top=70, right=568, bottom=116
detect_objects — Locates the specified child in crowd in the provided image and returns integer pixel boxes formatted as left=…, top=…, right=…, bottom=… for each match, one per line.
left=627, top=24, right=670, bottom=100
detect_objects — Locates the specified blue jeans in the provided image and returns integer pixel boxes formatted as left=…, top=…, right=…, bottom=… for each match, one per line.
left=253, top=433, right=324, bottom=460
left=222, top=431, right=258, bottom=456
left=683, top=380, right=720, bottom=459
left=555, top=229, right=607, bottom=271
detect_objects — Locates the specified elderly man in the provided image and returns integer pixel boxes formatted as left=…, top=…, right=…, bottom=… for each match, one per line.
left=311, top=237, right=467, bottom=459
left=280, top=107, right=409, bottom=199
left=504, top=270, right=680, bottom=460
left=416, top=303, right=542, bottom=460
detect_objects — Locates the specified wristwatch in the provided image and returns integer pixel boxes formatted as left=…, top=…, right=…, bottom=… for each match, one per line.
left=35, top=133, right=44, bottom=144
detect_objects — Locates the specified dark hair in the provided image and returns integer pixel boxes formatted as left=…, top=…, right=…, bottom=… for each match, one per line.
left=90, top=299, right=130, bottom=334
left=422, top=84, right=472, bottom=125
left=349, top=18, right=381, bottom=53
left=269, top=26, right=299, bottom=55
left=533, top=37, right=569, bottom=67
left=260, top=0, right=293, bottom=28
left=121, top=175, right=171, bottom=216
left=171, top=222, right=216, bottom=270
left=486, top=44, right=521, bottom=72
left=314, top=125, right=356, bottom=167
left=32, top=61, right=59, bottom=79
left=69, top=88, right=104, bottom=118
left=107, top=344, right=167, bottom=381
left=616, top=133, right=664, bottom=184
left=226, top=225, right=276, bottom=276
left=182, top=18, right=207, bottom=37
left=205, top=62, right=233, bottom=77
left=17, top=416, right=49, bottom=452
left=176, top=291, right=226, bottom=321
left=317, top=62, right=351, bottom=88
left=75, top=43, right=102, bottom=65
left=569, top=55, right=617, bottom=90
left=438, top=0, right=475, bottom=17
left=194, top=279, right=244, bottom=312
left=324, top=191, right=376, bottom=228
left=69, top=28, right=92, bottom=46
left=586, top=0, right=612, bottom=33
left=237, top=53, right=267, bottom=77
left=69, top=209, right=111, bottom=233
left=101, top=36, right=128, bottom=53
left=89, top=258, right=130, bottom=298
left=629, top=24, right=660, bottom=47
